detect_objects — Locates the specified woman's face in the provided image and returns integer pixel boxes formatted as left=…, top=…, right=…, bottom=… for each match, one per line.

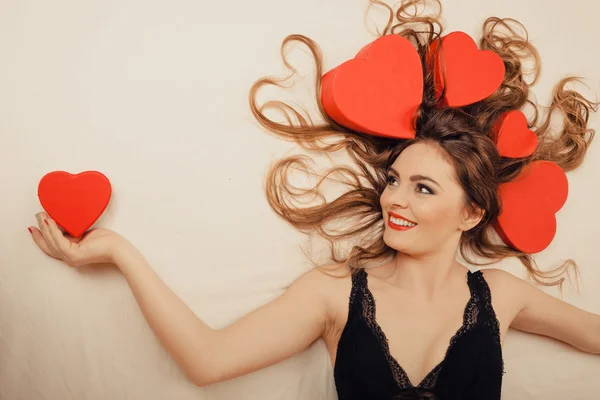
left=380, top=141, right=481, bottom=256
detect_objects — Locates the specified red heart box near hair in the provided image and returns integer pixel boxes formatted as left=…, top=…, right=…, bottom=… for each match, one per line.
left=493, top=161, right=568, bottom=253
left=491, top=110, right=538, bottom=159
left=321, top=34, right=423, bottom=139
left=430, top=31, right=505, bottom=107
left=37, top=171, right=112, bottom=238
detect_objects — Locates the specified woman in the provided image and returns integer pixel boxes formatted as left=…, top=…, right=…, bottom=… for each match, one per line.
left=28, top=1, right=600, bottom=399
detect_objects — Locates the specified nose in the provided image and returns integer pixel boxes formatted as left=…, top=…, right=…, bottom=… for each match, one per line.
left=389, top=185, right=410, bottom=208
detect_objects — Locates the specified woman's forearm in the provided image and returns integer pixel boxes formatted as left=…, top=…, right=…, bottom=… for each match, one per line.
left=113, top=243, right=217, bottom=385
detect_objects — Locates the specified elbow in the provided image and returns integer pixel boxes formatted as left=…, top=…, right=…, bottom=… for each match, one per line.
left=190, top=374, right=213, bottom=388
left=187, top=332, right=224, bottom=386
left=185, top=357, right=225, bottom=387
left=188, top=368, right=206, bottom=387
left=189, top=367, right=222, bottom=387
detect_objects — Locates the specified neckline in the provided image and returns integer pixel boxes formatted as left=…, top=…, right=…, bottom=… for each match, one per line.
left=361, top=268, right=479, bottom=389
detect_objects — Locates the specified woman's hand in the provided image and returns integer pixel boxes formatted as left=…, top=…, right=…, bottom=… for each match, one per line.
left=28, top=212, right=130, bottom=267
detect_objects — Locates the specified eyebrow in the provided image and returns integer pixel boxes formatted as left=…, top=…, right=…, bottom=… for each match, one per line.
left=387, top=167, right=444, bottom=191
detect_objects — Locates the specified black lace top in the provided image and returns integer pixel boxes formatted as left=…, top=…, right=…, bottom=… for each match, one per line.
left=334, top=268, right=504, bottom=400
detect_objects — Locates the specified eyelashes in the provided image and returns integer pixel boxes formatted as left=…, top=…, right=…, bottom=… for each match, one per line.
left=386, top=175, right=434, bottom=195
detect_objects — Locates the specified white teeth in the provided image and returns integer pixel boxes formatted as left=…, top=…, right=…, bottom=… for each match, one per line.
left=390, top=216, right=416, bottom=227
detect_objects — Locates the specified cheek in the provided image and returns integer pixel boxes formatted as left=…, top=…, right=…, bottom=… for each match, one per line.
left=380, top=189, right=390, bottom=206
left=411, top=199, right=458, bottom=227
left=379, top=189, right=396, bottom=213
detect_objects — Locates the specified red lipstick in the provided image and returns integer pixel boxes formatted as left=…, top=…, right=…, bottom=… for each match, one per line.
left=387, top=212, right=417, bottom=231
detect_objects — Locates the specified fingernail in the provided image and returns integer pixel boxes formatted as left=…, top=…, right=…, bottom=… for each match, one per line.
left=27, top=227, right=32, bottom=234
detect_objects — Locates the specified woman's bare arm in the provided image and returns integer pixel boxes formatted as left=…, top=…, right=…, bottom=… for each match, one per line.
left=483, top=268, right=600, bottom=354
left=30, top=213, right=334, bottom=387
left=114, top=244, right=332, bottom=386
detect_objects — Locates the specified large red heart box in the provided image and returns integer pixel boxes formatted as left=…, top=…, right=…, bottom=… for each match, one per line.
left=321, top=34, right=423, bottom=139
left=37, top=171, right=112, bottom=238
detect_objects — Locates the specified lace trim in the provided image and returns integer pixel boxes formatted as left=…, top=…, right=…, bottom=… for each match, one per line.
left=473, top=270, right=506, bottom=376
left=347, top=268, right=366, bottom=319
left=359, top=269, right=479, bottom=389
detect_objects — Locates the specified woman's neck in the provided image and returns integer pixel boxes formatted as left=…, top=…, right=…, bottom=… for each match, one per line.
left=370, top=248, right=468, bottom=300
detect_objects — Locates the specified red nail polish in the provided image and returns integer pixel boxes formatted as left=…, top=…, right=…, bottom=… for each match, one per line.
left=44, top=220, right=49, bottom=225
left=28, top=227, right=32, bottom=234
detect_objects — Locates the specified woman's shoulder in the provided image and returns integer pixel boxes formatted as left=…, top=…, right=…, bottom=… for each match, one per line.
left=479, top=267, right=527, bottom=290
left=315, top=262, right=354, bottom=278
left=479, top=267, right=527, bottom=298
left=302, top=262, right=356, bottom=311
left=303, top=262, right=355, bottom=295
left=290, top=262, right=354, bottom=300
left=478, top=267, right=531, bottom=327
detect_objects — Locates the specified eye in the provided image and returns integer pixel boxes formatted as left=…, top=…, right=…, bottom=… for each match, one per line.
left=416, top=184, right=434, bottom=195
left=387, top=175, right=434, bottom=195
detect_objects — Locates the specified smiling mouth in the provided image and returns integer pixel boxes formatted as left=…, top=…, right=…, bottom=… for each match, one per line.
left=388, top=214, right=417, bottom=231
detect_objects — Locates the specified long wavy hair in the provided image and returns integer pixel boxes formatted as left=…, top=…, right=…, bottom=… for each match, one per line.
left=248, top=0, right=597, bottom=287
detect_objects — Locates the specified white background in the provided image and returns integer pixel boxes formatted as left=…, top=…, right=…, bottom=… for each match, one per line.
left=1, top=0, right=599, bottom=399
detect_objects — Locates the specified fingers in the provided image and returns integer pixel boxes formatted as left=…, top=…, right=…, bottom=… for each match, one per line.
left=47, top=219, right=86, bottom=267
left=46, top=218, right=77, bottom=260
left=29, top=213, right=85, bottom=267
left=35, top=213, right=61, bottom=255
left=29, top=226, right=61, bottom=259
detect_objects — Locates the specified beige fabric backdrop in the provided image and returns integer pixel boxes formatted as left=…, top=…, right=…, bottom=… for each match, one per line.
left=1, top=0, right=599, bottom=399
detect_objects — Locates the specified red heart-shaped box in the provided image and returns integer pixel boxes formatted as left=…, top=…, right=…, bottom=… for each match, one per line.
left=491, top=110, right=538, bottom=158
left=493, top=161, right=568, bottom=253
left=321, top=34, right=423, bottom=139
left=431, top=31, right=505, bottom=107
left=37, top=171, right=112, bottom=238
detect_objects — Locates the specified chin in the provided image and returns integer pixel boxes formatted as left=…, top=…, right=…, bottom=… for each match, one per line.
left=383, top=232, right=406, bottom=252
